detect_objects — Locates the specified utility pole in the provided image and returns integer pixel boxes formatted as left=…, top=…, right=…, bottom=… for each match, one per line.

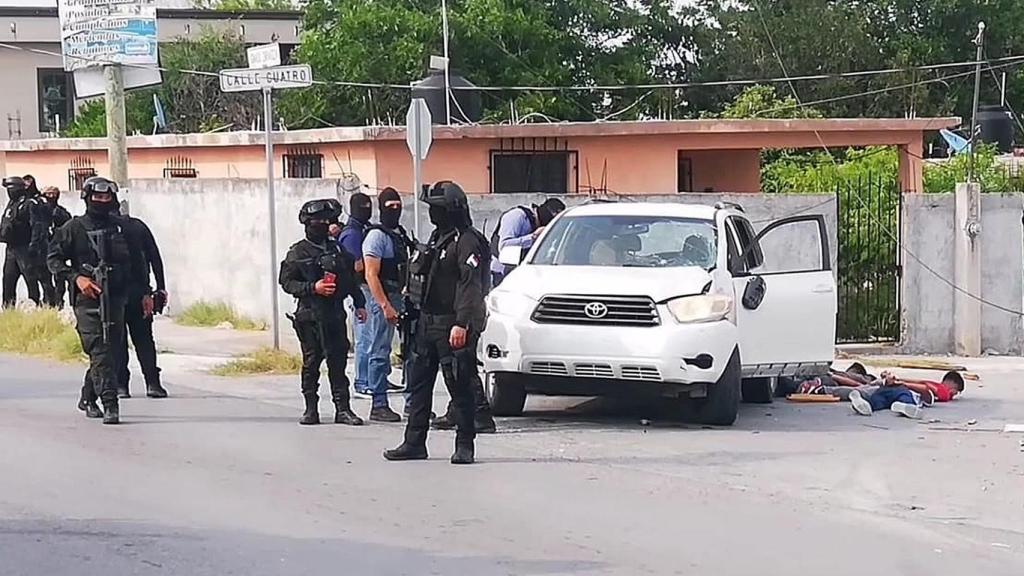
left=968, top=21, right=985, bottom=183
left=441, top=0, right=452, bottom=125
left=104, top=64, right=128, bottom=186
left=956, top=21, right=985, bottom=357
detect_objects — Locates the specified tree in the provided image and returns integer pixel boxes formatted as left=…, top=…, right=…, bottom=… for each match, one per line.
left=194, top=0, right=295, bottom=10
left=279, top=0, right=698, bottom=127
left=63, top=28, right=262, bottom=137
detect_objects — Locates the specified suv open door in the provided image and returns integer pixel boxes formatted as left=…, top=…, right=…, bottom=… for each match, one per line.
left=725, top=214, right=836, bottom=378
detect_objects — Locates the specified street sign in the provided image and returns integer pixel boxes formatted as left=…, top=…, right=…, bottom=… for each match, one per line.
left=405, top=98, right=433, bottom=160
left=247, top=43, right=281, bottom=70
left=219, top=64, right=313, bottom=93
left=406, top=99, right=433, bottom=240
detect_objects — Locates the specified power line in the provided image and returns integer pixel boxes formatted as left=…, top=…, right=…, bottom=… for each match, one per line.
left=751, top=0, right=1024, bottom=318
left=5, top=40, right=1024, bottom=94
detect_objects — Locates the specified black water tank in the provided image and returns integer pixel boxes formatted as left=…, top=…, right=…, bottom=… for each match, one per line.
left=977, top=104, right=1014, bottom=153
left=411, top=70, right=482, bottom=124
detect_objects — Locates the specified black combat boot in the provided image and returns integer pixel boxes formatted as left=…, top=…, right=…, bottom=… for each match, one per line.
left=431, top=411, right=457, bottom=430
left=117, top=387, right=131, bottom=399
left=451, top=444, right=475, bottom=465
left=146, top=381, right=168, bottom=399
left=102, top=403, right=120, bottom=425
left=299, top=394, right=320, bottom=425
left=383, top=443, right=428, bottom=461
left=334, top=405, right=365, bottom=426
left=77, top=398, right=103, bottom=419
left=370, top=406, right=402, bottom=423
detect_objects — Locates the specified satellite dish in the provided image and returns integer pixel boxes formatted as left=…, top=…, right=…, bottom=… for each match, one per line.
left=940, top=128, right=970, bottom=155
left=152, top=94, right=167, bottom=134
left=340, top=173, right=363, bottom=194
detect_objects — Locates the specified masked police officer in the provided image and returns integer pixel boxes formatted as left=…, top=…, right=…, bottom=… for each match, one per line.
left=384, top=181, right=490, bottom=465
left=47, top=177, right=136, bottom=425
left=1, top=176, right=48, bottom=308
left=279, top=198, right=368, bottom=426
left=39, top=186, right=73, bottom=307
left=116, top=203, right=169, bottom=400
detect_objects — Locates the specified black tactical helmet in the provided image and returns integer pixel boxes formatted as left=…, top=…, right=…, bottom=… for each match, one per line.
left=421, top=180, right=469, bottom=212
left=299, top=198, right=343, bottom=224
left=81, top=176, right=119, bottom=199
left=2, top=176, right=26, bottom=191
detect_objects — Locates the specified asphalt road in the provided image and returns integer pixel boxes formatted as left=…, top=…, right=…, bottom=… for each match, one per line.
left=1, top=353, right=1023, bottom=575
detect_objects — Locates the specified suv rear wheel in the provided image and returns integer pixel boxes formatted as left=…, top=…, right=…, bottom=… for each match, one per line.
left=486, top=373, right=527, bottom=416
left=690, top=349, right=741, bottom=425
left=741, top=377, right=775, bottom=404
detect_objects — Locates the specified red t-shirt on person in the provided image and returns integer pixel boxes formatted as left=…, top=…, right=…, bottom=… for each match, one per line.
left=924, top=382, right=957, bottom=402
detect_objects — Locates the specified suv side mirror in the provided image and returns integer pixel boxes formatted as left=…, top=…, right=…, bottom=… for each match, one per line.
left=498, top=245, right=523, bottom=267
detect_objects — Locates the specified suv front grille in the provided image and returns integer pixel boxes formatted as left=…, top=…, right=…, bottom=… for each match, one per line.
left=531, top=295, right=659, bottom=327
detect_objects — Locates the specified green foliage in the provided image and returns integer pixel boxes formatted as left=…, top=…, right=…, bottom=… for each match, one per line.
left=176, top=301, right=267, bottom=331
left=283, top=0, right=696, bottom=127
left=0, top=308, right=84, bottom=362
left=195, top=0, right=295, bottom=10
left=211, top=347, right=303, bottom=376
left=923, top=144, right=1022, bottom=194
left=63, top=28, right=260, bottom=137
left=708, top=85, right=822, bottom=120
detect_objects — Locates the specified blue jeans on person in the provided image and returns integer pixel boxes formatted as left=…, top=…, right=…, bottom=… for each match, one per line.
left=868, top=386, right=916, bottom=412
left=350, top=286, right=373, bottom=394
left=368, top=289, right=403, bottom=408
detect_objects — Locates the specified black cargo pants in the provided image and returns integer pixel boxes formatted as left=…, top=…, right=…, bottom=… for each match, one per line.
left=291, top=308, right=353, bottom=407
left=403, top=313, right=477, bottom=449
left=118, top=294, right=161, bottom=391
left=2, top=245, right=43, bottom=308
left=75, top=298, right=127, bottom=409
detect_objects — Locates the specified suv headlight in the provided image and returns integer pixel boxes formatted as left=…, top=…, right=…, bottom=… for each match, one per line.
left=487, top=291, right=536, bottom=317
left=665, top=295, right=733, bottom=323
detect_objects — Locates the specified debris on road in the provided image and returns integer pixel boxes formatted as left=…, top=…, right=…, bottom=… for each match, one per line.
left=968, top=419, right=978, bottom=426
left=786, top=394, right=839, bottom=403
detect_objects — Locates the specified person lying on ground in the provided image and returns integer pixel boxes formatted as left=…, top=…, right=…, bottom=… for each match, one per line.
left=891, top=371, right=965, bottom=403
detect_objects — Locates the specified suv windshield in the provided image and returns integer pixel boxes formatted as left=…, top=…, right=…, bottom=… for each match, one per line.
left=531, top=214, right=717, bottom=269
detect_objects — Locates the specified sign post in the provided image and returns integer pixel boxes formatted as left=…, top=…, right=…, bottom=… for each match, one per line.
left=405, top=99, right=433, bottom=240
left=219, top=61, right=313, bottom=349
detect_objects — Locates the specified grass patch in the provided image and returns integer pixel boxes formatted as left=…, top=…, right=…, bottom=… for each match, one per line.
left=0, top=308, right=84, bottom=362
left=176, top=301, right=266, bottom=331
left=210, top=347, right=302, bottom=376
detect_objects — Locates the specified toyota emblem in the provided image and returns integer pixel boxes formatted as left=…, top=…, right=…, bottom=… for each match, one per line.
left=584, top=301, right=609, bottom=319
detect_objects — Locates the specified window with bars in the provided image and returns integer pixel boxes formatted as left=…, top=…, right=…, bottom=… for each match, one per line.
left=283, top=148, right=324, bottom=179
left=67, top=157, right=96, bottom=193
left=491, top=151, right=574, bottom=194
left=38, top=68, right=74, bottom=133
left=163, top=156, right=198, bottom=178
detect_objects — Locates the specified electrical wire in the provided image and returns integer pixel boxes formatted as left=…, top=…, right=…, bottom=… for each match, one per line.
left=751, top=0, right=1024, bottom=318
left=5, top=40, right=1024, bottom=94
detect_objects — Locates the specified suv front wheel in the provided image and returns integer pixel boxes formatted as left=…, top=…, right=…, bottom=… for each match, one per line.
left=486, top=373, right=528, bottom=416
left=690, top=348, right=741, bottom=426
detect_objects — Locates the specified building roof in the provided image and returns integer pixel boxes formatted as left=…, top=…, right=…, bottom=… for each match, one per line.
left=0, top=118, right=962, bottom=151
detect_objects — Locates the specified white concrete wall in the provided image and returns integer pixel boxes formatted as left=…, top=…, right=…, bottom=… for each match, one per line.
left=9, top=178, right=1022, bottom=355
left=901, top=193, right=1024, bottom=355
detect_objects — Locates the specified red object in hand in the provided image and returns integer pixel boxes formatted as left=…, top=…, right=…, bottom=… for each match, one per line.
left=323, top=272, right=336, bottom=284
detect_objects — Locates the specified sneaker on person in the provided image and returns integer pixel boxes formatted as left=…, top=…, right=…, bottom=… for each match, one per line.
left=849, top=389, right=872, bottom=416
left=353, top=386, right=373, bottom=398
left=890, top=402, right=923, bottom=419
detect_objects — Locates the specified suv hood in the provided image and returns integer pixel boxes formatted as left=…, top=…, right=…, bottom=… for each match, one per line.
left=499, top=265, right=713, bottom=303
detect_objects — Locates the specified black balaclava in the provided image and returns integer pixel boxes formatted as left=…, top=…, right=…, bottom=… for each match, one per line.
left=44, top=192, right=58, bottom=208
left=535, top=198, right=566, bottom=227
left=305, top=219, right=330, bottom=243
left=349, top=193, right=372, bottom=224
left=86, top=194, right=119, bottom=221
left=428, top=205, right=452, bottom=230
left=23, top=175, right=39, bottom=197
left=379, top=187, right=402, bottom=229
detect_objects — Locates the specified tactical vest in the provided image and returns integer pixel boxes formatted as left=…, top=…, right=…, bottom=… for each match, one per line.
left=366, top=224, right=412, bottom=292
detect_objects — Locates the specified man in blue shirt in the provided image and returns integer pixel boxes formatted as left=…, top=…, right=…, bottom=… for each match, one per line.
left=362, top=188, right=412, bottom=422
left=489, top=198, right=565, bottom=287
left=337, top=193, right=373, bottom=395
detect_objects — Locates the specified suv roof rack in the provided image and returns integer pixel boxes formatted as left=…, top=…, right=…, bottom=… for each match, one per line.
left=714, top=201, right=745, bottom=212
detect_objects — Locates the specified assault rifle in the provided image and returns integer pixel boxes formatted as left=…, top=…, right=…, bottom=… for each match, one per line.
left=84, top=230, right=113, bottom=344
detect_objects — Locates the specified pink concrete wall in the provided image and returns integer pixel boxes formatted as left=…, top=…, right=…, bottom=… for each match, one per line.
left=0, top=127, right=928, bottom=195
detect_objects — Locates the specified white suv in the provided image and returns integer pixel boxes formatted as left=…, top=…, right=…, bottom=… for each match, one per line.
left=481, top=201, right=836, bottom=425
